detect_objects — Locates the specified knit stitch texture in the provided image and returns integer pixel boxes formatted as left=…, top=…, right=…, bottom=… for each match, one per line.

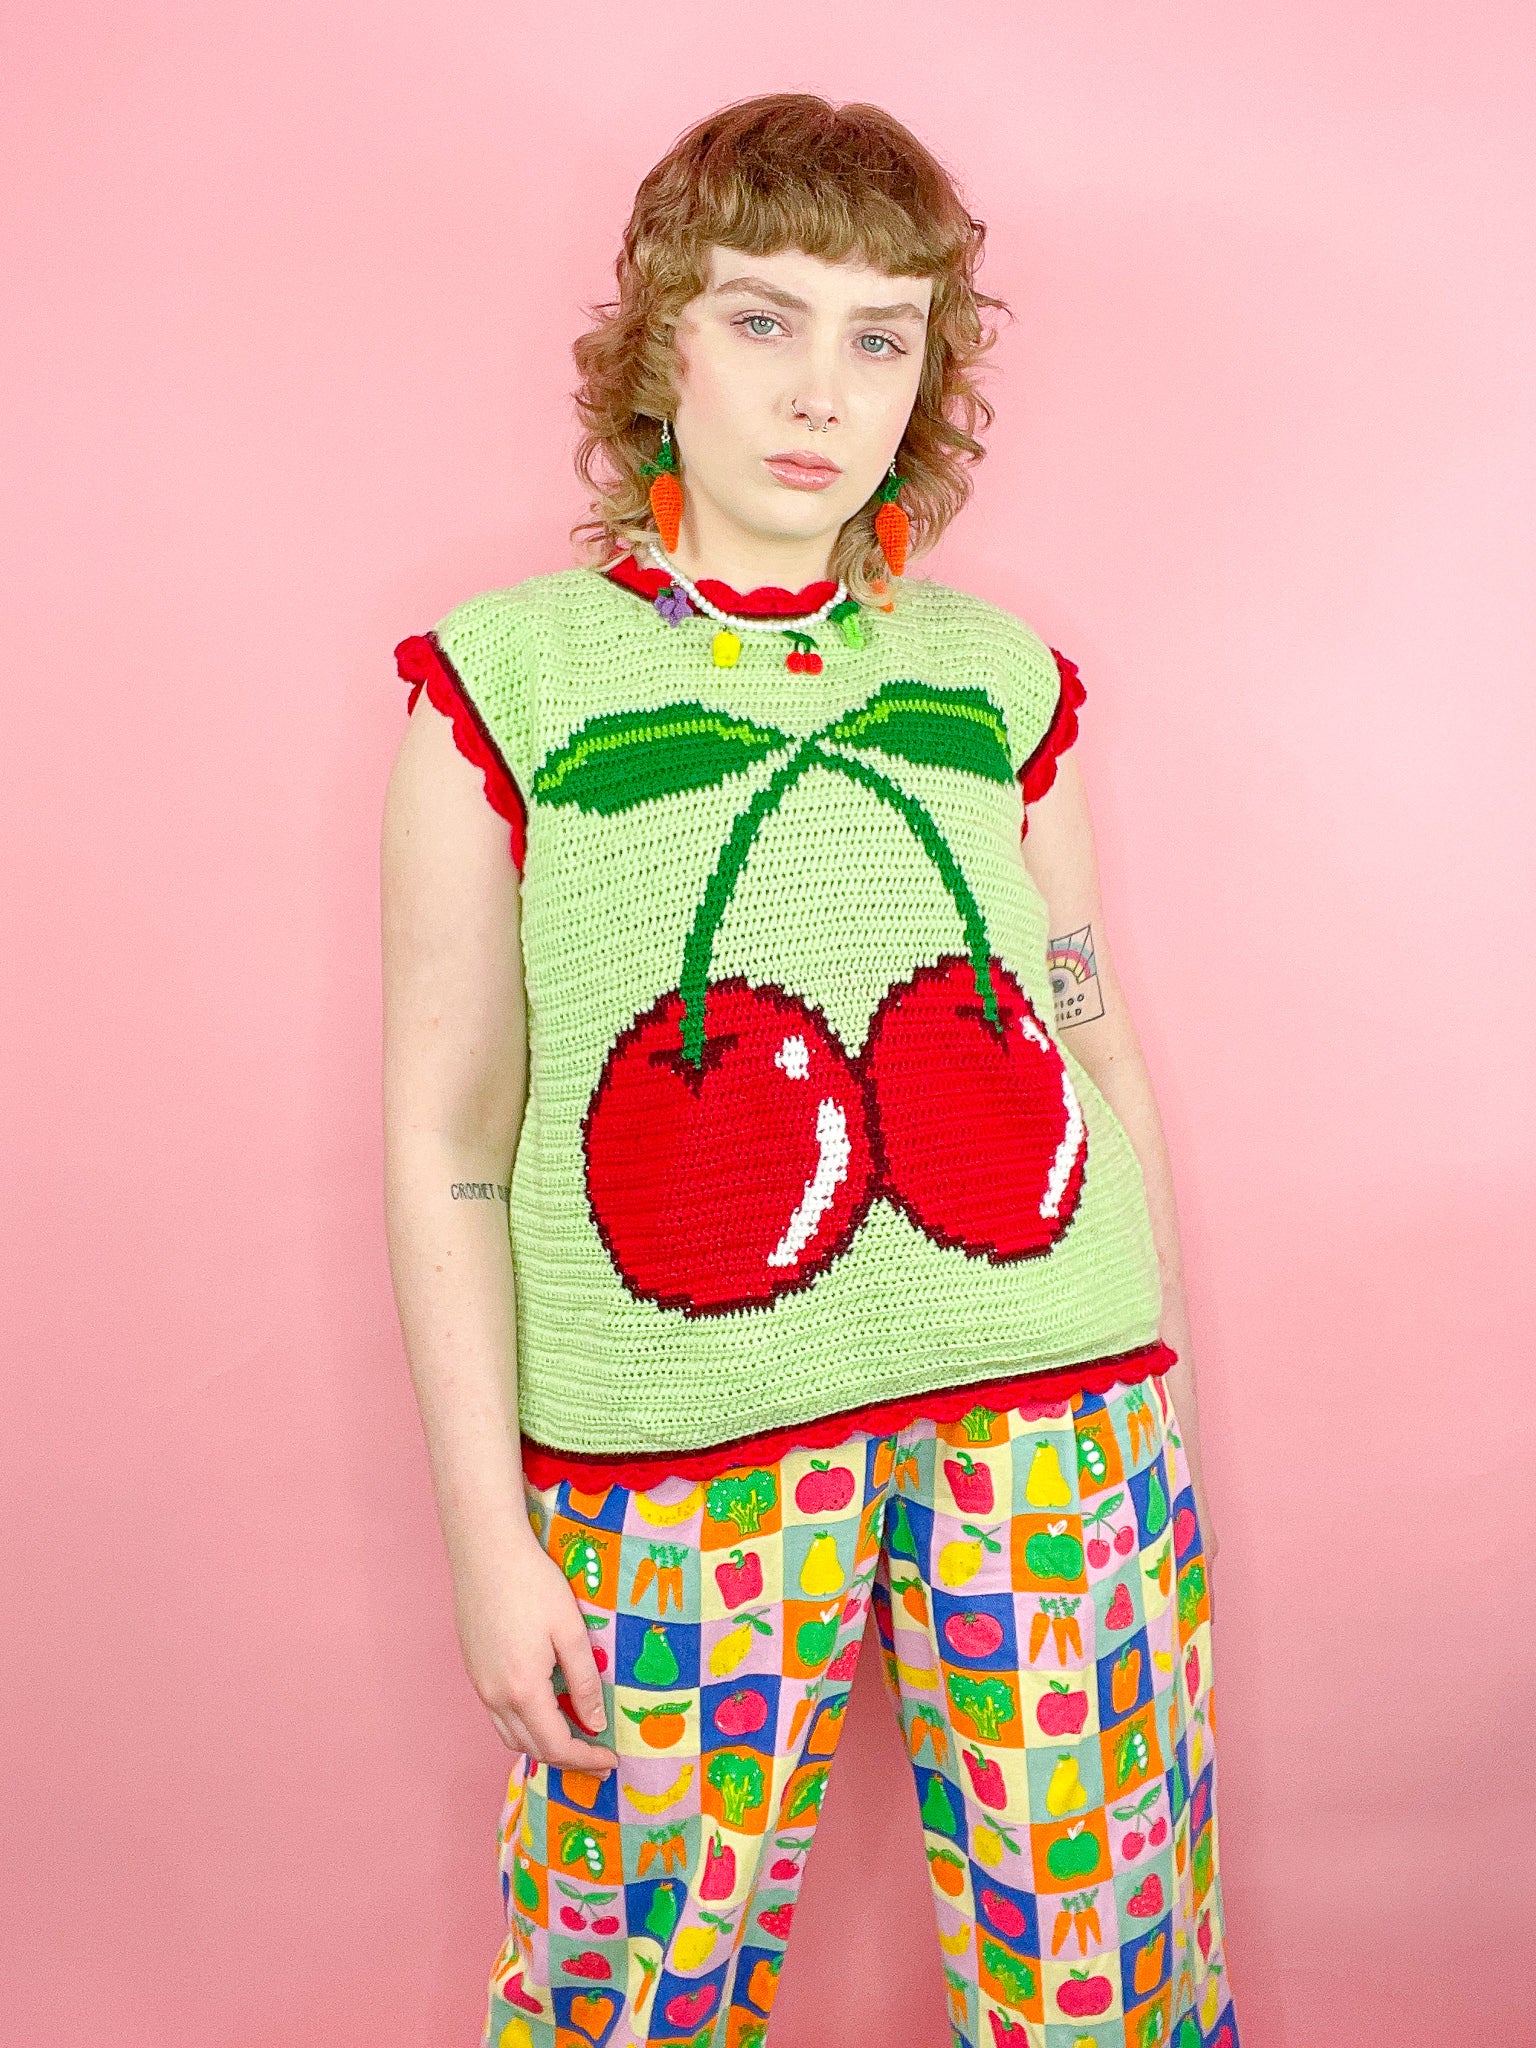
left=406, top=565, right=1164, bottom=1458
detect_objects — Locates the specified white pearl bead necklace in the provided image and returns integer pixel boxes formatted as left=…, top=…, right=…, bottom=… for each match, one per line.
left=644, top=543, right=847, bottom=633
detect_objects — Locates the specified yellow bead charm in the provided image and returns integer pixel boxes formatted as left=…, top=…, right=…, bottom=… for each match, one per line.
left=712, top=628, right=742, bottom=667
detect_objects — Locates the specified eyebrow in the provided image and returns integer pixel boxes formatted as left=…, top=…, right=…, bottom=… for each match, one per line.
left=712, top=275, right=928, bottom=322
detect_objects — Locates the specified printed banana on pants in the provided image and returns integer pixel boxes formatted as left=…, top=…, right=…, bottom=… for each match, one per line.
left=485, top=1377, right=1238, bottom=2048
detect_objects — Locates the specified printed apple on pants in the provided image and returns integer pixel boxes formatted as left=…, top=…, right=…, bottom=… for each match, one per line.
left=1048, top=1956, right=1124, bottom=2024
left=1031, top=1811, right=1112, bottom=1896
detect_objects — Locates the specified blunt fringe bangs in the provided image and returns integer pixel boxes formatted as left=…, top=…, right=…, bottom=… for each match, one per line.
left=570, top=94, right=1008, bottom=601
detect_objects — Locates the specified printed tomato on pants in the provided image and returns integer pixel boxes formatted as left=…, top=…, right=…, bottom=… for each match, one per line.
left=485, top=1376, right=1238, bottom=2048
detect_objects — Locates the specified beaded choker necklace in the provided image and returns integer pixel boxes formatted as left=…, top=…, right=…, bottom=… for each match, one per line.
left=642, top=542, right=867, bottom=673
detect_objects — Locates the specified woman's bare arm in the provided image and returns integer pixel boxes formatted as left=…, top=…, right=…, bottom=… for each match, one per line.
left=381, top=693, right=619, bottom=1769
left=1021, top=749, right=1219, bottom=1566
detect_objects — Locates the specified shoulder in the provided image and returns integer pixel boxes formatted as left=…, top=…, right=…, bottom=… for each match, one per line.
left=434, top=564, right=616, bottom=655
left=897, top=576, right=1062, bottom=692
left=895, top=576, right=1070, bottom=770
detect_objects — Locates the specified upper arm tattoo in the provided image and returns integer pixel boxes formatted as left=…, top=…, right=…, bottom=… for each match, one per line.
left=1047, top=923, right=1106, bottom=1030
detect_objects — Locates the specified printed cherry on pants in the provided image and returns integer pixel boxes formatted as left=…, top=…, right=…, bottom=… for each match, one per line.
left=545, top=683, right=1089, bottom=1315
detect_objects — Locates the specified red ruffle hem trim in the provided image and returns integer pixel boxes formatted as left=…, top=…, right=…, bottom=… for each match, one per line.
left=1018, top=648, right=1088, bottom=838
left=604, top=550, right=841, bottom=618
left=518, top=1339, right=1178, bottom=1492
left=395, top=633, right=528, bottom=873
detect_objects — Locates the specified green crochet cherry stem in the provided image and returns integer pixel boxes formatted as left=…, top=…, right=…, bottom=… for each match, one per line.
left=809, top=745, right=997, bottom=1029
left=677, top=734, right=998, bottom=1066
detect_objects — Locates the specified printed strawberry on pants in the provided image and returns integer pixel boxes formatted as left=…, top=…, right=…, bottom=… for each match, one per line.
left=485, top=1377, right=1238, bottom=2048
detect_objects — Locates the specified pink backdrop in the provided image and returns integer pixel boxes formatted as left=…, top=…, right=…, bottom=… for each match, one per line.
left=5, top=5, right=1534, bottom=2043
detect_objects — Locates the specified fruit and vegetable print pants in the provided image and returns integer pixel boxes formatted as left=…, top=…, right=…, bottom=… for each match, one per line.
left=484, top=1375, right=1238, bottom=2048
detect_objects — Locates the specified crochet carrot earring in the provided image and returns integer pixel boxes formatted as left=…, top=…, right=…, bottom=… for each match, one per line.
left=641, top=418, right=683, bottom=553
left=874, top=460, right=910, bottom=578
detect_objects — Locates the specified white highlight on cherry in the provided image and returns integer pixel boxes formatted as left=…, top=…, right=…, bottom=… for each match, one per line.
left=767, top=1097, right=851, bottom=1268
left=774, top=1034, right=811, bottom=1081
left=1042, top=1069, right=1086, bottom=1217
left=1017, top=1013, right=1087, bottom=1217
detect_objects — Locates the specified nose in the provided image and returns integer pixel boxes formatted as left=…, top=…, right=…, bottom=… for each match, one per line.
left=794, top=398, right=838, bottom=433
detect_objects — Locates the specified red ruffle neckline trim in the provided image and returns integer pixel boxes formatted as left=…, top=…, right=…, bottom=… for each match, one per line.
left=519, top=1340, right=1177, bottom=1491
left=604, top=551, right=839, bottom=619
left=396, top=633, right=528, bottom=872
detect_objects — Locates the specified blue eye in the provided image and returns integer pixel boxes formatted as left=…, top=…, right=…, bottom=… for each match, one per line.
left=741, top=314, right=782, bottom=338
left=860, top=333, right=902, bottom=357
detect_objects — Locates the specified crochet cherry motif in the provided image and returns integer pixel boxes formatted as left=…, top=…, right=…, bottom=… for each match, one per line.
left=583, top=977, right=876, bottom=1314
left=532, top=683, right=1088, bottom=1316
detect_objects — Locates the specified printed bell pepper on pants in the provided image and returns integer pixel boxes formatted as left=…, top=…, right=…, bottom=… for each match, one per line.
left=484, top=1376, right=1239, bottom=2048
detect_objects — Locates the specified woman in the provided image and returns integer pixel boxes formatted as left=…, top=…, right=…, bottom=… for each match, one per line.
left=382, top=93, right=1238, bottom=2048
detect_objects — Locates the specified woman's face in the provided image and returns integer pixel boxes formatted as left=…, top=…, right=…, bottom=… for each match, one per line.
left=668, top=244, right=932, bottom=558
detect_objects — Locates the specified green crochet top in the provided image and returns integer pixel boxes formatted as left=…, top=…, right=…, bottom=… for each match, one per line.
left=397, top=563, right=1164, bottom=1458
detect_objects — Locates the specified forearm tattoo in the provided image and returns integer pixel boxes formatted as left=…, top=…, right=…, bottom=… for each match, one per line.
left=1046, top=923, right=1106, bottom=1029
left=450, top=1181, right=510, bottom=1203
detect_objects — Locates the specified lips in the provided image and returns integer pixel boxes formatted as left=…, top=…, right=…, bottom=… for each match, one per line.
left=764, top=452, right=842, bottom=491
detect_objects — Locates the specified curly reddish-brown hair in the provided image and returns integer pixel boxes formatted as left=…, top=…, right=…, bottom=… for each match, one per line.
left=570, top=94, right=1007, bottom=601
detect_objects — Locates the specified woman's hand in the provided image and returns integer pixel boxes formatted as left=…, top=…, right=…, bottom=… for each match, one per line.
left=454, top=1527, right=621, bottom=1773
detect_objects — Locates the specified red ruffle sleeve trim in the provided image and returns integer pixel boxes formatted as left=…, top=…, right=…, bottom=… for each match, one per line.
left=518, top=1339, right=1177, bottom=1492
left=395, top=632, right=528, bottom=874
left=1018, top=648, right=1088, bottom=836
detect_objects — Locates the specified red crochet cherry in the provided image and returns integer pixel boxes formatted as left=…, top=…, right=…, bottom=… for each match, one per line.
left=857, top=954, right=1088, bottom=1260
left=802, top=651, right=824, bottom=675
left=583, top=976, right=876, bottom=1314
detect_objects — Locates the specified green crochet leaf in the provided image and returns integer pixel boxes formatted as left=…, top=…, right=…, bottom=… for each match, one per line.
left=824, top=680, right=1013, bottom=784
left=531, top=703, right=792, bottom=813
